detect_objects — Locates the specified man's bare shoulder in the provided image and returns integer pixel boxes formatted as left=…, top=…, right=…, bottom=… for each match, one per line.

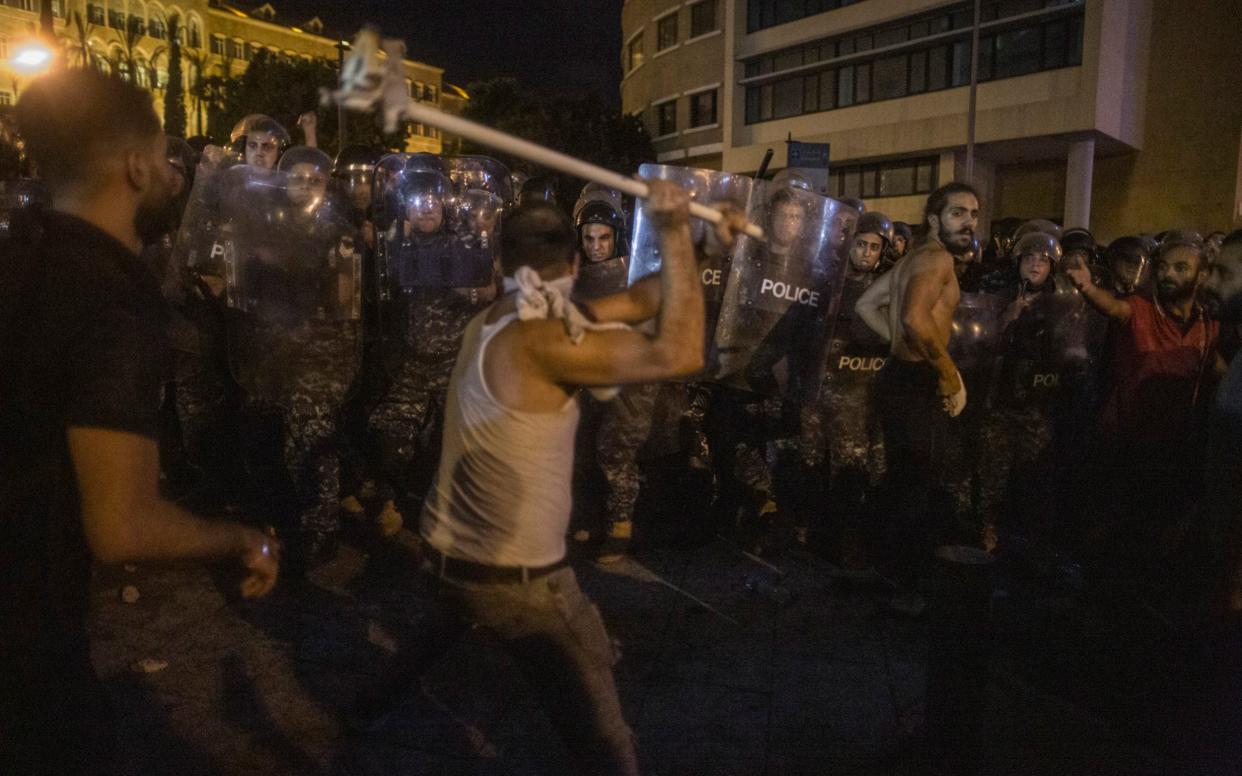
left=904, top=241, right=953, bottom=273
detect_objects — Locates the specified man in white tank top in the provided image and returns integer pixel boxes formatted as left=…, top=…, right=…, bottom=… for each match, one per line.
left=353, top=181, right=749, bottom=775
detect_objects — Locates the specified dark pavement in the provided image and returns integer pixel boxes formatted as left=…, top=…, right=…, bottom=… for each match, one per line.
left=90, top=534, right=1159, bottom=775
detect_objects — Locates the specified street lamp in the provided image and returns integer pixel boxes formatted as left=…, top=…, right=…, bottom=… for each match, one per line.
left=10, top=40, right=54, bottom=75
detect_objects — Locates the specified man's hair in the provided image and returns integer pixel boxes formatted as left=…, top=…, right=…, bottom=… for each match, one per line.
left=15, top=68, right=161, bottom=192
left=1155, top=237, right=1207, bottom=270
left=500, top=202, right=576, bottom=276
left=1221, top=229, right=1242, bottom=250
left=920, top=181, right=979, bottom=236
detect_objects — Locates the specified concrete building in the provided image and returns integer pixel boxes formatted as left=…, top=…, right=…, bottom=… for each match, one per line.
left=0, top=0, right=462, bottom=153
left=621, top=0, right=1242, bottom=240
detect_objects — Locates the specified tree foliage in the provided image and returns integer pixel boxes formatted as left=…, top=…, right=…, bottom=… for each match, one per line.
left=162, top=15, right=187, bottom=137
left=205, top=51, right=404, bottom=152
left=460, top=78, right=654, bottom=207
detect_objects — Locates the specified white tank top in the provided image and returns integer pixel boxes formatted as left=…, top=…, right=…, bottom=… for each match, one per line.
left=420, top=310, right=580, bottom=567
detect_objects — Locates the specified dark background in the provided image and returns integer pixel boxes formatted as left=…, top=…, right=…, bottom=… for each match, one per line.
left=275, top=0, right=624, bottom=102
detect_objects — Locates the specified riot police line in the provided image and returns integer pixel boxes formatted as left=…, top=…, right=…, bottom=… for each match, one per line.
left=0, top=122, right=1193, bottom=575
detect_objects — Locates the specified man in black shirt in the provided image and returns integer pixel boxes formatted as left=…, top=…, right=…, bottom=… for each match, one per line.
left=0, top=69, right=279, bottom=775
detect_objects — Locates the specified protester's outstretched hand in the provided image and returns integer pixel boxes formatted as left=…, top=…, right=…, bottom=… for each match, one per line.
left=702, top=201, right=750, bottom=259
left=641, top=178, right=691, bottom=231
left=238, top=527, right=280, bottom=598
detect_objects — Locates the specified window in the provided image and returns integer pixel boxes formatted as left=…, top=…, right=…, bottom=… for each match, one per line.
left=656, top=100, right=676, bottom=136
left=690, top=0, right=719, bottom=38
left=229, top=39, right=244, bottom=59
left=149, top=16, right=166, bottom=39
left=134, top=60, right=149, bottom=88
left=746, top=0, right=867, bottom=33
left=872, top=55, right=907, bottom=101
left=210, top=34, right=224, bottom=56
left=86, top=3, right=103, bottom=24
left=743, top=1, right=1086, bottom=120
left=657, top=13, right=678, bottom=51
left=427, top=84, right=437, bottom=102
left=0, top=38, right=7, bottom=59
left=188, top=19, right=201, bottom=48
left=128, top=15, right=144, bottom=35
left=830, top=157, right=938, bottom=199
left=0, top=91, right=11, bottom=107
left=626, top=32, right=643, bottom=72
left=14, top=0, right=34, bottom=10
left=689, top=89, right=718, bottom=127
left=108, top=9, right=124, bottom=28
left=773, top=78, right=801, bottom=118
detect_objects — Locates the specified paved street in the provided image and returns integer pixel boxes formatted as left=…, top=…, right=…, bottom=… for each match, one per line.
left=90, top=533, right=1157, bottom=775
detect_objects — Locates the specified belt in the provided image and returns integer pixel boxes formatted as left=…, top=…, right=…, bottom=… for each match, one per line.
left=423, top=545, right=568, bottom=584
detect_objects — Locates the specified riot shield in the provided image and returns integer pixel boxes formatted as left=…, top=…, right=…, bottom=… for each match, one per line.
left=377, top=157, right=494, bottom=292
left=948, top=292, right=1007, bottom=373
left=710, top=182, right=845, bottom=399
left=219, top=165, right=363, bottom=408
left=0, top=178, right=49, bottom=239
left=447, top=155, right=513, bottom=206
left=992, top=289, right=1078, bottom=408
left=628, top=164, right=754, bottom=284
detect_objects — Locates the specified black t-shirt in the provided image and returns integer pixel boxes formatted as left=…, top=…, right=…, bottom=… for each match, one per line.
left=0, top=210, right=168, bottom=648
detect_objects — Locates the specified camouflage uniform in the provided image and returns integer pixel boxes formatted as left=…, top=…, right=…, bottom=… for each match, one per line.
left=594, top=381, right=688, bottom=535
left=368, top=289, right=485, bottom=514
left=798, top=276, right=887, bottom=549
left=246, top=319, right=356, bottom=535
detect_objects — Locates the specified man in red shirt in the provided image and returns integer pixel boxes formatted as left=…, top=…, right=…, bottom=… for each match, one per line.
left=1065, top=235, right=1221, bottom=566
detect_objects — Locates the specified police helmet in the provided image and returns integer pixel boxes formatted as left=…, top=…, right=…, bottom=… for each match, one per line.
left=854, top=211, right=894, bottom=247
left=1013, top=231, right=1063, bottom=264
left=334, top=144, right=381, bottom=176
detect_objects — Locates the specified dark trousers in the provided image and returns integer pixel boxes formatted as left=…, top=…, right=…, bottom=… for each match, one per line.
left=875, top=358, right=950, bottom=584
left=1, top=634, right=117, bottom=776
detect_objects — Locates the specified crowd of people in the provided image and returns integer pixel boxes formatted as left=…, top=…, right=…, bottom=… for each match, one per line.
left=3, top=67, right=1241, bottom=775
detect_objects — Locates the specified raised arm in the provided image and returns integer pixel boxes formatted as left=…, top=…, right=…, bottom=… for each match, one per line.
left=900, top=252, right=961, bottom=398
left=577, top=202, right=749, bottom=325
left=526, top=179, right=706, bottom=385
left=69, top=427, right=279, bottom=598
left=855, top=270, right=894, bottom=342
left=1064, top=260, right=1132, bottom=322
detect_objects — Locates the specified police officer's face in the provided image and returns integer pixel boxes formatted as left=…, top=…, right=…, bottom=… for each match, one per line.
left=832, top=211, right=858, bottom=250
left=1155, top=244, right=1203, bottom=302
left=408, top=196, right=443, bottom=234
left=1202, top=243, right=1242, bottom=321
left=287, top=162, right=327, bottom=210
left=892, top=234, right=908, bottom=257
left=581, top=223, right=616, bottom=263
left=245, top=131, right=281, bottom=170
left=1019, top=253, right=1052, bottom=286
left=849, top=233, right=884, bottom=273
left=345, top=171, right=371, bottom=213
left=166, top=156, right=188, bottom=199
left=773, top=202, right=805, bottom=248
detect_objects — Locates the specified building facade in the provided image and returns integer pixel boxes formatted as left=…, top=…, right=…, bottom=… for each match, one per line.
left=622, top=0, right=1242, bottom=240
left=0, top=0, right=460, bottom=153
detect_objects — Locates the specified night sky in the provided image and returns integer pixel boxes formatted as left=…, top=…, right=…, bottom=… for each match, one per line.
left=275, top=0, right=624, bottom=102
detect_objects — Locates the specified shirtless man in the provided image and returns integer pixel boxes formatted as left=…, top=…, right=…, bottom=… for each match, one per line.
left=355, top=180, right=748, bottom=775
left=855, top=182, right=980, bottom=609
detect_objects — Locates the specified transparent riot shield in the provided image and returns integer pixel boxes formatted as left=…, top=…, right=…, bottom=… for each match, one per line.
left=628, top=164, right=754, bottom=284
left=219, top=165, right=363, bottom=408
left=447, top=155, right=513, bottom=206
left=376, top=157, right=494, bottom=292
left=0, top=178, right=49, bottom=240
left=710, top=183, right=845, bottom=400
left=992, top=284, right=1103, bottom=410
left=949, top=292, right=1007, bottom=373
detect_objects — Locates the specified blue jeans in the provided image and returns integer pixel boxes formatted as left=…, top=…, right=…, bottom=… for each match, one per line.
left=378, top=561, right=639, bottom=776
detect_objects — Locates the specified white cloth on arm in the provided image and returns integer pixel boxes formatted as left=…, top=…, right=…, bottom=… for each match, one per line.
left=504, top=266, right=628, bottom=401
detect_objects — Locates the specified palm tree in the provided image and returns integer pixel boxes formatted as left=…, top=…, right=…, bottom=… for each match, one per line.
left=183, top=46, right=211, bottom=135
left=59, top=8, right=99, bottom=69
left=109, top=21, right=144, bottom=83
